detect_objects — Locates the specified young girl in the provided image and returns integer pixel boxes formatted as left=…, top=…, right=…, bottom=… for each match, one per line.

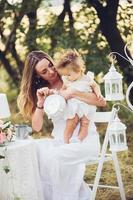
left=55, top=50, right=103, bottom=144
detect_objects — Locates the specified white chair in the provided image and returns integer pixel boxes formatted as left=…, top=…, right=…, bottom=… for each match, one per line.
left=86, top=108, right=126, bottom=200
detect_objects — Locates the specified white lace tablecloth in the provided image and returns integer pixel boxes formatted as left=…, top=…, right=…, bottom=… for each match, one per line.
left=0, top=140, right=43, bottom=200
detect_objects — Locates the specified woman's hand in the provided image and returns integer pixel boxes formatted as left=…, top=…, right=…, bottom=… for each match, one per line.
left=36, top=87, right=54, bottom=107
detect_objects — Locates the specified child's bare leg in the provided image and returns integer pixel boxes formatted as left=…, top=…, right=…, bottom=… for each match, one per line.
left=64, top=114, right=79, bottom=143
left=78, top=115, right=90, bottom=141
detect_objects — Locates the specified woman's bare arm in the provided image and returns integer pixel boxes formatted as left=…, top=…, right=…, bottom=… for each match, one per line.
left=32, top=108, right=44, bottom=132
left=70, top=91, right=106, bottom=107
left=32, top=87, right=51, bottom=132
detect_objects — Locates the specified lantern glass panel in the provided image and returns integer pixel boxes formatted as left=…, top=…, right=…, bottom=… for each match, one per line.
left=111, top=134, right=116, bottom=145
left=120, top=133, right=124, bottom=144
left=116, top=83, right=119, bottom=93
left=112, top=83, right=115, bottom=93
left=112, top=83, right=119, bottom=94
left=117, top=131, right=125, bottom=144
left=106, top=83, right=110, bottom=94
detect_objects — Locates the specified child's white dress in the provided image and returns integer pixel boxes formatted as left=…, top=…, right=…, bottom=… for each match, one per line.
left=63, top=74, right=96, bottom=122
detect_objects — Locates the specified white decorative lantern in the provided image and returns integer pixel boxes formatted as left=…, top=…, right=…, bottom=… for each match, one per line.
left=0, top=93, right=11, bottom=119
left=103, top=64, right=124, bottom=101
left=108, top=113, right=127, bottom=152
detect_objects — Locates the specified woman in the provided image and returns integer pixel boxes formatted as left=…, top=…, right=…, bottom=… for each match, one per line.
left=17, top=50, right=106, bottom=200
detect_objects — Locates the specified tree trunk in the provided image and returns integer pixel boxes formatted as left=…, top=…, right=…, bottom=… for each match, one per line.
left=58, top=0, right=74, bottom=30
left=0, top=50, right=19, bottom=85
left=99, top=12, right=133, bottom=85
left=87, top=0, right=133, bottom=86
left=26, top=11, right=38, bottom=51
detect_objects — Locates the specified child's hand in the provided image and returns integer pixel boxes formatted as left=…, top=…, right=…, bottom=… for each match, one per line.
left=96, top=93, right=105, bottom=101
left=59, top=88, right=73, bottom=100
left=49, top=89, right=58, bottom=95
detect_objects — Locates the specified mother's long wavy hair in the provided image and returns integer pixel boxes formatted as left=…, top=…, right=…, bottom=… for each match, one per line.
left=17, top=51, right=54, bottom=120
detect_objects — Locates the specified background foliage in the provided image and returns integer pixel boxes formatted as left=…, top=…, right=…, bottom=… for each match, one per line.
left=0, top=0, right=133, bottom=122
left=0, top=1, right=133, bottom=199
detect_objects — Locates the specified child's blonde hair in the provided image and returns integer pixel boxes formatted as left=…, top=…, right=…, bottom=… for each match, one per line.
left=56, top=49, right=86, bottom=74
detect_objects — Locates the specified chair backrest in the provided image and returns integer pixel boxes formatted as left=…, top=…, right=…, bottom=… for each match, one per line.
left=93, top=111, right=112, bottom=123
left=93, top=109, right=117, bottom=155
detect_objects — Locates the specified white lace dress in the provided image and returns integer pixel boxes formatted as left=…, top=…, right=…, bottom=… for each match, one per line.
left=63, top=74, right=96, bottom=121
left=34, top=90, right=101, bottom=200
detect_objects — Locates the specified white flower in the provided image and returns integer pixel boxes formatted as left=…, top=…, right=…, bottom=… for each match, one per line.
left=0, top=121, right=15, bottom=144
left=2, top=121, right=11, bottom=129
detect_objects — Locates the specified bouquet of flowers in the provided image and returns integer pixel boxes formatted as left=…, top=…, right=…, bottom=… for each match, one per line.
left=0, top=120, right=15, bottom=146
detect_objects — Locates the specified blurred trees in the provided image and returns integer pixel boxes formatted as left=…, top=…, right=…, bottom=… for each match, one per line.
left=0, top=0, right=42, bottom=85
left=0, top=0, right=133, bottom=88
left=87, top=0, right=133, bottom=85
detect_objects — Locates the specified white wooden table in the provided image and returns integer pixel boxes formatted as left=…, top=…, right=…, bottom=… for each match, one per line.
left=0, top=140, right=43, bottom=200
